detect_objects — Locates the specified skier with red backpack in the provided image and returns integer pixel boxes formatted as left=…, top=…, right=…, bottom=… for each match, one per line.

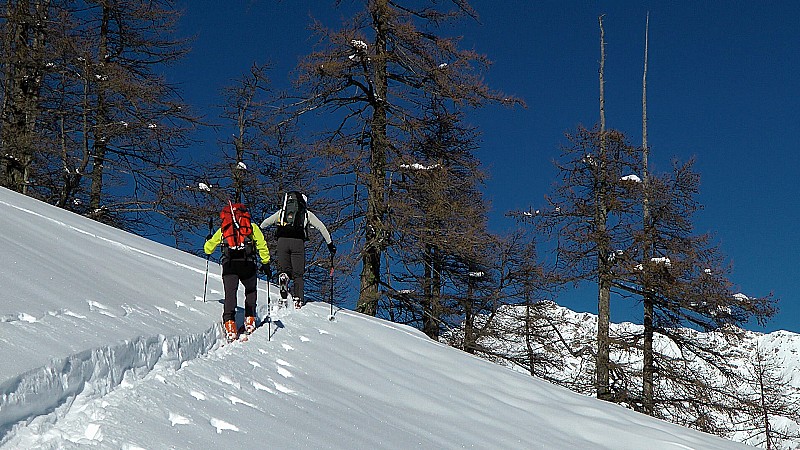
left=204, top=201, right=271, bottom=342
left=260, top=191, right=336, bottom=309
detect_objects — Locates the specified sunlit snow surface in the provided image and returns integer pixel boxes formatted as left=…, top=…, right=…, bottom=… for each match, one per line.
left=0, top=187, right=755, bottom=449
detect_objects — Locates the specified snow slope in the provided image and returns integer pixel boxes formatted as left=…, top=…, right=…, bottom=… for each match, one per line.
left=468, top=302, right=800, bottom=447
left=0, top=187, right=754, bottom=449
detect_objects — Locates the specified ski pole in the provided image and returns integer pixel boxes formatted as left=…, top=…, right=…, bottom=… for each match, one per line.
left=202, top=218, right=213, bottom=303
left=328, top=253, right=335, bottom=321
left=203, top=257, right=210, bottom=303
left=266, top=267, right=272, bottom=341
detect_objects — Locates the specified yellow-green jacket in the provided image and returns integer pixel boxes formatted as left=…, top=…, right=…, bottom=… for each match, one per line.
left=204, top=223, right=270, bottom=265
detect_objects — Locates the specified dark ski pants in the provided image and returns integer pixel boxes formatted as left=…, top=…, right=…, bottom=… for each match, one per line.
left=222, top=273, right=257, bottom=323
left=276, top=237, right=305, bottom=302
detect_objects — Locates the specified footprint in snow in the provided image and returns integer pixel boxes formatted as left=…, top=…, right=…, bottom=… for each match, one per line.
left=190, top=390, right=207, bottom=401
left=281, top=343, right=294, bottom=351
left=218, top=375, right=241, bottom=389
left=252, top=381, right=276, bottom=394
left=155, top=305, right=179, bottom=316
left=228, top=395, right=259, bottom=409
left=272, top=381, right=294, bottom=394
left=210, top=418, right=239, bottom=434
left=318, top=329, right=330, bottom=335
left=276, top=366, right=293, bottom=378
left=87, top=300, right=109, bottom=310
left=120, top=304, right=133, bottom=317
left=18, top=313, right=37, bottom=323
left=64, top=310, right=87, bottom=319
left=175, top=300, right=200, bottom=313
left=275, top=359, right=293, bottom=367
left=248, top=360, right=261, bottom=368
left=299, top=336, right=310, bottom=342
left=87, top=300, right=117, bottom=318
left=169, top=411, right=191, bottom=426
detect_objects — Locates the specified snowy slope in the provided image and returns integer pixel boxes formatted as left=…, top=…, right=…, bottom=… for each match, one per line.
left=467, top=302, right=800, bottom=447
left=0, top=187, right=755, bottom=449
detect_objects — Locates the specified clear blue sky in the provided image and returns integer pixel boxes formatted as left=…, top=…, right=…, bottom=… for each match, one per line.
left=169, top=1, right=799, bottom=333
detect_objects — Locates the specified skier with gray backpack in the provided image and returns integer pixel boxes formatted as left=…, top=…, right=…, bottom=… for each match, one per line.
left=260, top=191, right=336, bottom=309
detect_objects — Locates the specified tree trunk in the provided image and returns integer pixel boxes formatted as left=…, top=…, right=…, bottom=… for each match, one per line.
left=89, top=4, right=111, bottom=214
left=464, top=276, right=475, bottom=354
left=1, top=0, right=48, bottom=193
left=421, top=244, right=441, bottom=339
left=357, top=0, right=389, bottom=316
left=596, top=237, right=612, bottom=401
left=595, top=14, right=612, bottom=401
left=641, top=13, right=655, bottom=415
left=642, top=294, right=654, bottom=412
left=524, top=299, right=536, bottom=375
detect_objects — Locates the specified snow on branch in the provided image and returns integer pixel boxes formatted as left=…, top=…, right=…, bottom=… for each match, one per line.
left=733, top=293, right=750, bottom=302
left=400, top=163, right=441, bottom=171
left=651, top=257, right=671, bottom=267
left=621, top=174, right=642, bottom=183
left=350, top=40, right=368, bottom=51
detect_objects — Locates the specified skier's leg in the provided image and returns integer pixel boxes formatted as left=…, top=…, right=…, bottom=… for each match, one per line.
left=222, top=273, right=240, bottom=341
left=242, top=272, right=258, bottom=333
left=242, top=273, right=258, bottom=318
left=276, top=238, right=292, bottom=300
left=290, top=238, right=306, bottom=305
left=276, top=238, right=292, bottom=276
left=222, top=274, right=239, bottom=323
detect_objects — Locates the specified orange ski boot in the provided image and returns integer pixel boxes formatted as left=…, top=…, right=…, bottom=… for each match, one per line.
left=244, top=316, right=257, bottom=334
left=223, top=320, right=238, bottom=342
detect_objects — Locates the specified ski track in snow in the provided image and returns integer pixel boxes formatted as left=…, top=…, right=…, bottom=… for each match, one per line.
left=0, top=319, right=223, bottom=446
left=1, top=308, right=90, bottom=324
left=0, top=302, right=193, bottom=333
left=0, top=296, right=307, bottom=448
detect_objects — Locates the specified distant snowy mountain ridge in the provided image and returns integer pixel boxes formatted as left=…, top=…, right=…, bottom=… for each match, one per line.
left=456, top=301, right=800, bottom=448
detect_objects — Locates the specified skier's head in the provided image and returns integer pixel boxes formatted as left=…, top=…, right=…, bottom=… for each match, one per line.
left=284, top=191, right=307, bottom=206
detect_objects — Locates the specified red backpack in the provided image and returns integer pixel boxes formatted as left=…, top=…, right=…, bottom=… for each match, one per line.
left=220, top=202, right=253, bottom=250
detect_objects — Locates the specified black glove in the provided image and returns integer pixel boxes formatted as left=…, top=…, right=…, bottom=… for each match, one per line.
left=259, top=263, right=271, bottom=278
left=327, top=242, right=337, bottom=255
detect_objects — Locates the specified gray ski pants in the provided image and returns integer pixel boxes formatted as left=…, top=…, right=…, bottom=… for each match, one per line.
left=276, top=237, right=305, bottom=302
